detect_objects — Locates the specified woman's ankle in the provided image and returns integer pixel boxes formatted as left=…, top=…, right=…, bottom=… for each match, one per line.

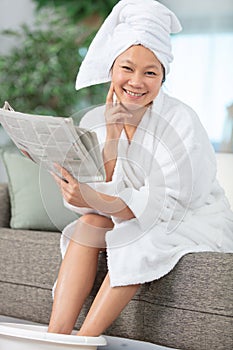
left=47, top=324, right=73, bottom=335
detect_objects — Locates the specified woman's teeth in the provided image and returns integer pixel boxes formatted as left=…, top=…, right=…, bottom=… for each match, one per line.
left=125, top=89, right=145, bottom=97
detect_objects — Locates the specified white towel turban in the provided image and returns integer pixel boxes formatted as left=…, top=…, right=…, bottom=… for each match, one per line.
left=75, top=0, right=182, bottom=90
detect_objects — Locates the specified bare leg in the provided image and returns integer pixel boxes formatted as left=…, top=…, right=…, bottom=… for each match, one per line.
left=48, top=213, right=113, bottom=334
left=78, top=273, right=140, bottom=336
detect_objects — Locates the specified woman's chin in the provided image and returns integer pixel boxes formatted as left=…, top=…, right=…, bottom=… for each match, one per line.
left=121, top=101, right=145, bottom=112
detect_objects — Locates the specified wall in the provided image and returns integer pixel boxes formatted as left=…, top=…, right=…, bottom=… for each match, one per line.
left=160, top=0, right=233, bottom=33
left=216, top=153, right=233, bottom=209
left=0, top=0, right=35, bottom=54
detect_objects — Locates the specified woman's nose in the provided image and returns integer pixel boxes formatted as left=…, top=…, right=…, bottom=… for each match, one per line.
left=128, top=73, right=144, bottom=88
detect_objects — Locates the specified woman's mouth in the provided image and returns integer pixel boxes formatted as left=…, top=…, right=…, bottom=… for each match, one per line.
left=123, top=88, right=146, bottom=97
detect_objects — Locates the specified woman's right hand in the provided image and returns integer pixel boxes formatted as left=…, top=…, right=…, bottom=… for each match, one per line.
left=105, top=83, right=132, bottom=139
left=103, top=83, right=132, bottom=181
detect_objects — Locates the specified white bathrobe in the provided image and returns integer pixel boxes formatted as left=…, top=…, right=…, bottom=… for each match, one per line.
left=61, top=89, right=233, bottom=287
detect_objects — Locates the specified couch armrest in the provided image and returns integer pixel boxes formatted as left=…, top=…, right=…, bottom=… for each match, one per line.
left=0, top=183, right=10, bottom=227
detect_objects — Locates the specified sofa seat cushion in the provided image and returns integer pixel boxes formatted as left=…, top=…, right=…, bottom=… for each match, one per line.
left=144, top=252, right=233, bottom=318
left=139, top=252, right=233, bottom=349
left=0, top=228, right=61, bottom=288
left=0, top=227, right=232, bottom=349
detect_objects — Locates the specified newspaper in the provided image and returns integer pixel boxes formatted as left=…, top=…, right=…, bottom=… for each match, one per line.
left=0, top=102, right=106, bottom=183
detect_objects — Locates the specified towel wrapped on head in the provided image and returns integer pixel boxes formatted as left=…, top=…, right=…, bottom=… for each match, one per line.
left=75, top=0, right=182, bottom=90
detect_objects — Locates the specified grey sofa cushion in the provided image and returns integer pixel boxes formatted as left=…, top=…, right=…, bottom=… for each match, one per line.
left=0, top=184, right=233, bottom=350
left=1, top=225, right=232, bottom=349
left=0, top=228, right=61, bottom=323
left=141, top=252, right=233, bottom=349
left=0, top=228, right=61, bottom=288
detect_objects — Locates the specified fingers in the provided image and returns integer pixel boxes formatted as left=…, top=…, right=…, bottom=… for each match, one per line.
left=106, top=102, right=133, bottom=120
left=106, top=82, right=115, bottom=105
left=105, top=82, right=133, bottom=130
left=53, top=163, right=75, bottom=184
left=108, top=112, right=133, bottom=124
left=20, top=149, right=35, bottom=162
left=50, top=171, right=64, bottom=187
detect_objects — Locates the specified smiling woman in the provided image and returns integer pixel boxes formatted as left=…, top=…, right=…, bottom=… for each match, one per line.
left=46, top=0, right=233, bottom=340
left=111, top=46, right=164, bottom=108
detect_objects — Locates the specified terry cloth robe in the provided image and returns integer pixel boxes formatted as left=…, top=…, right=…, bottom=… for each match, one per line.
left=61, top=89, right=233, bottom=287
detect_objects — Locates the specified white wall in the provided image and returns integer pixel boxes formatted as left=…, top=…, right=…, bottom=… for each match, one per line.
left=160, top=0, right=233, bottom=32
left=161, top=0, right=233, bottom=17
left=216, top=153, right=233, bottom=209
left=0, top=0, right=36, bottom=54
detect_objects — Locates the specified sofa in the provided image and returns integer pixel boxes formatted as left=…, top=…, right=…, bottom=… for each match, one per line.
left=0, top=152, right=233, bottom=350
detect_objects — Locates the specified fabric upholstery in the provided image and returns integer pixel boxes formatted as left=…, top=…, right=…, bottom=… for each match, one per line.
left=0, top=183, right=232, bottom=349
left=1, top=152, right=78, bottom=231
left=0, top=184, right=10, bottom=227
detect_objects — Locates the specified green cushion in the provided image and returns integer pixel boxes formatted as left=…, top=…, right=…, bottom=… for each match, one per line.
left=1, top=150, right=78, bottom=231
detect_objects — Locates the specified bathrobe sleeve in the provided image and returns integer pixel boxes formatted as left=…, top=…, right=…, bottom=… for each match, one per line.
left=115, top=102, right=217, bottom=232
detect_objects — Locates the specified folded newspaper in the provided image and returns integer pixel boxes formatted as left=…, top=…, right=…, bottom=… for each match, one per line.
left=0, top=102, right=106, bottom=182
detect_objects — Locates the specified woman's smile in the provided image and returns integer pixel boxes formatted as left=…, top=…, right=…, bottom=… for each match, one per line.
left=111, top=45, right=164, bottom=108
left=123, top=88, right=147, bottom=98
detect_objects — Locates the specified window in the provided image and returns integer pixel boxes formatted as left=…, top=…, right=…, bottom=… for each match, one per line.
left=165, top=32, right=233, bottom=152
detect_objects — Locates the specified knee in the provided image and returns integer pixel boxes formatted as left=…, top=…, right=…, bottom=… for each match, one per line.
left=78, top=213, right=114, bottom=229
left=72, top=214, right=113, bottom=250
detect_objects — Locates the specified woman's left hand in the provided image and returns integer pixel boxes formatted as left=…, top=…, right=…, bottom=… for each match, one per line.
left=51, top=164, right=89, bottom=208
left=51, top=164, right=134, bottom=220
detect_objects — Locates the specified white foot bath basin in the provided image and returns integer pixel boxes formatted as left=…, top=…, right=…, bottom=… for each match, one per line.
left=0, top=323, right=107, bottom=350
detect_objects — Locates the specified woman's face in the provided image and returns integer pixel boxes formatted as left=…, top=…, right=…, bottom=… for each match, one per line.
left=111, top=45, right=164, bottom=109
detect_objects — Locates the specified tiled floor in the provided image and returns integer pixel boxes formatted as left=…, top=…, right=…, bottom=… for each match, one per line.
left=0, top=315, right=178, bottom=350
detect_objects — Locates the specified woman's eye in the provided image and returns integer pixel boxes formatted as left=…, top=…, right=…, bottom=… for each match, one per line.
left=146, top=71, right=156, bottom=76
left=122, top=66, right=132, bottom=71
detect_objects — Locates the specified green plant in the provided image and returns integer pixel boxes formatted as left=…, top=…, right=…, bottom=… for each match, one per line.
left=0, top=9, right=108, bottom=116
left=34, top=0, right=118, bottom=22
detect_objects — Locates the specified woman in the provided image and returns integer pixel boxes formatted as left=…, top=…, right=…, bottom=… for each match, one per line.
left=48, top=0, right=233, bottom=337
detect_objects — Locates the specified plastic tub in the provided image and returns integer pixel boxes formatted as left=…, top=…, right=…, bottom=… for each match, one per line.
left=0, top=323, right=107, bottom=350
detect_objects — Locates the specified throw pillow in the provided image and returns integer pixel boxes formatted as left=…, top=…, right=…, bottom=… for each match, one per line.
left=1, top=150, right=78, bottom=231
